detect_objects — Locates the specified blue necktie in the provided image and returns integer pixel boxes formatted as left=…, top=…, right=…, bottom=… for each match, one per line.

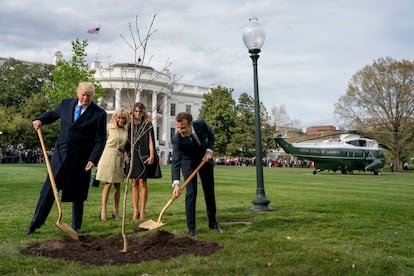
left=74, top=105, right=82, bottom=121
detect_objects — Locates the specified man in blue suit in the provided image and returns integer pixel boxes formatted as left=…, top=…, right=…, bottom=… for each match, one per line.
left=171, top=112, right=222, bottom=236
left=25, top=82, right=107, bottom=235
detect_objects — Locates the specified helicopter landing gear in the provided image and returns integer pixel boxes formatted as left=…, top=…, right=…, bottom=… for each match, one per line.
left=313, top=169, right=321, bottom=174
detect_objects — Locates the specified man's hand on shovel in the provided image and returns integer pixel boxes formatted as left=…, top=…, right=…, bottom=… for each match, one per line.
left=172, top=157, right=210, bottom=199
left=173, top=184, right=181, bottom=198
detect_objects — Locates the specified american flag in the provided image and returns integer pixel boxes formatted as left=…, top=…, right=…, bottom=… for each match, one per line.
left=87, top=27, right=100, bottom=34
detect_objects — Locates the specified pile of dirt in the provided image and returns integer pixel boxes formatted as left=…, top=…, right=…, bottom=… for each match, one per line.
left=21, top=230, right=222, bottom=266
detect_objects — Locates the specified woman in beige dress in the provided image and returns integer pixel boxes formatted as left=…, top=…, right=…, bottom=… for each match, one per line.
left=96, top=109, right=130, bottom=220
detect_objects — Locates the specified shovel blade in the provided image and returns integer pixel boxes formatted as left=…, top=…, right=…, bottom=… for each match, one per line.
left=138, top=219, right=166, bottom=231
left=56, top=223, right=79, bottom=240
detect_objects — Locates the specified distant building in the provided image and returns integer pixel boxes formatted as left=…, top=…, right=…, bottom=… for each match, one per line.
left=305, top=125, right=338, bottom=136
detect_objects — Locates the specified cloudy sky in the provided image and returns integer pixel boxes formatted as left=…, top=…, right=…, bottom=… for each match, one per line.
left=1, top=0, right=413, bottom=127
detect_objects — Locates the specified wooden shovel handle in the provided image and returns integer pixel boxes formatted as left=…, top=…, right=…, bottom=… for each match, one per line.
left=156, top=158, right=208, bottom=223
left=36, top=128, right=63, bottom=221
left=179, top=158, right=208, bottom=192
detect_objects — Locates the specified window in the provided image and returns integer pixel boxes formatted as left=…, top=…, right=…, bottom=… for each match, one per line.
left=185, top=104, right=191, bottom=113
left=346, top=139, right=367, bottom=147
left=170, top=128, right=176, bottom=140
left=170, top=103, right=176, bottom=116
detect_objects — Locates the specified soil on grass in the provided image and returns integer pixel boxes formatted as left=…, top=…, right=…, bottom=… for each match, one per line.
left=21, top=230, right=222, bottom=266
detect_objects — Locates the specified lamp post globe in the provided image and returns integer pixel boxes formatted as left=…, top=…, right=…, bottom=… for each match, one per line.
left=242, top=18, right=265, bottom=52
left=242, top=18, right=272, bottom=211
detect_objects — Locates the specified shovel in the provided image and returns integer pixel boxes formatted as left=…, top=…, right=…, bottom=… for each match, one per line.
left=139, top=158, right=208, bottom=231
left=37, top=128, right=79, bottom=240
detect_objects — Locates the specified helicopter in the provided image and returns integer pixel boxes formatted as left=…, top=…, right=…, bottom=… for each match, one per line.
left=273, top=133, right=385, bottom=175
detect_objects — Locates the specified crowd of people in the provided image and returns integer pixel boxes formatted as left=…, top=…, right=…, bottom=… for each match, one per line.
left=214, top=156, right=314, bottom=168
left=0, top=147, right=49, bottom=164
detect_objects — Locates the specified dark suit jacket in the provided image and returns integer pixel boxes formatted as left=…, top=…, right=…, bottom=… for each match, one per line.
left=36, top=98, right=107, bottom=202
left=171, top=120, right=214, bottom=181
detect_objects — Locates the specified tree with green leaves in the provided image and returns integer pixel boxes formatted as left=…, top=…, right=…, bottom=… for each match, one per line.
left=0, top=58, right=53, bottom=113
left=0, top=58, right=54, bottom=148
left=198, top=86, right=236, bottom=156
left=42, top=39, right=102, bottom=107
left=227, top=93, right=256, bottom=157
left=335, top=57, right=414, bottom=171
left=226, top=92, right=272, bottom=157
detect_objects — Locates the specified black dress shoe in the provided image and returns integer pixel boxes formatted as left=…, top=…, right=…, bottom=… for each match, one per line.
left=24, top=222, right=36, bottom=235
left=188, top=229, right=196, bottom=237
left=209, top=222, right=223, bottom=233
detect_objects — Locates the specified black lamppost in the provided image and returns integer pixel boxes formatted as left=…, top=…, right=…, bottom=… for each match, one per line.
left=242, top=18, right=272, bottom=211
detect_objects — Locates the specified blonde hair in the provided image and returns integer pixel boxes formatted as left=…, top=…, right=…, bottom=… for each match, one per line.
left=110, top=108, right=130, bottom=128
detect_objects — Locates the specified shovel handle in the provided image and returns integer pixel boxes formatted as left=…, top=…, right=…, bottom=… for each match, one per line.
left=156, top=158, right=208, bottom=223
left=179, top=158, right=208, bottom=192
left=36, top=128, right=63, bottom=221
left=37, top=128, right=79, bottom=240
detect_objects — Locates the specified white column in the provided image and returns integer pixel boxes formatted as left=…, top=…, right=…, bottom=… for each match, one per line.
left=135, top=89, right=141, bottom=103
left=115, top=88, right=121, bottom=110
left=162, top=94, right=169, bottom=146
left=152, top=91, right=158, bottom=146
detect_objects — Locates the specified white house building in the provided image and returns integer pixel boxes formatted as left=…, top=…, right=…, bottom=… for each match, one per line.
left=90, top=59, right=210, bottom=164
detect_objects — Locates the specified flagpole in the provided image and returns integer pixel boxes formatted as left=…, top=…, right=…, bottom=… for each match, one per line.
left=97, top=25, right=101, bottom=61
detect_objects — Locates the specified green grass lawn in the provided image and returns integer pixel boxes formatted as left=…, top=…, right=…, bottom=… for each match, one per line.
left=0, top=164, right=413, bottom=275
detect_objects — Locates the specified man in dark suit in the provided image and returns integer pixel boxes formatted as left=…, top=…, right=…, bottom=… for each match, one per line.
left=25, top=82, right=107, bottom=235
left=171, top=112, right=222, bottom=236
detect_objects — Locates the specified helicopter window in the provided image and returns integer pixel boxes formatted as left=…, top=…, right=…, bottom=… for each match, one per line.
left=346, top=139, right=367, bottom=147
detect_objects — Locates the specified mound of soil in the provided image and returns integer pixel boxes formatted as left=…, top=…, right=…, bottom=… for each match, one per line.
left=21, top=230, right=222, bottom=266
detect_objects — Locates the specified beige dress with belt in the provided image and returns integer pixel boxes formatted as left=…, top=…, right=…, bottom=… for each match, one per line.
left=96, top=125, right=128, bottom=183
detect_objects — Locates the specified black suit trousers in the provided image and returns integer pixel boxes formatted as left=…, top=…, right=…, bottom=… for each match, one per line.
left=30, top=167, right=84, bottom=231
left=182, top=159, right=216, bottom=230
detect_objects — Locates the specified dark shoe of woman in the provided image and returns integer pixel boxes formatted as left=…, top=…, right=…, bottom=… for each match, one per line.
left=112, top=212, right=120, bottom=220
